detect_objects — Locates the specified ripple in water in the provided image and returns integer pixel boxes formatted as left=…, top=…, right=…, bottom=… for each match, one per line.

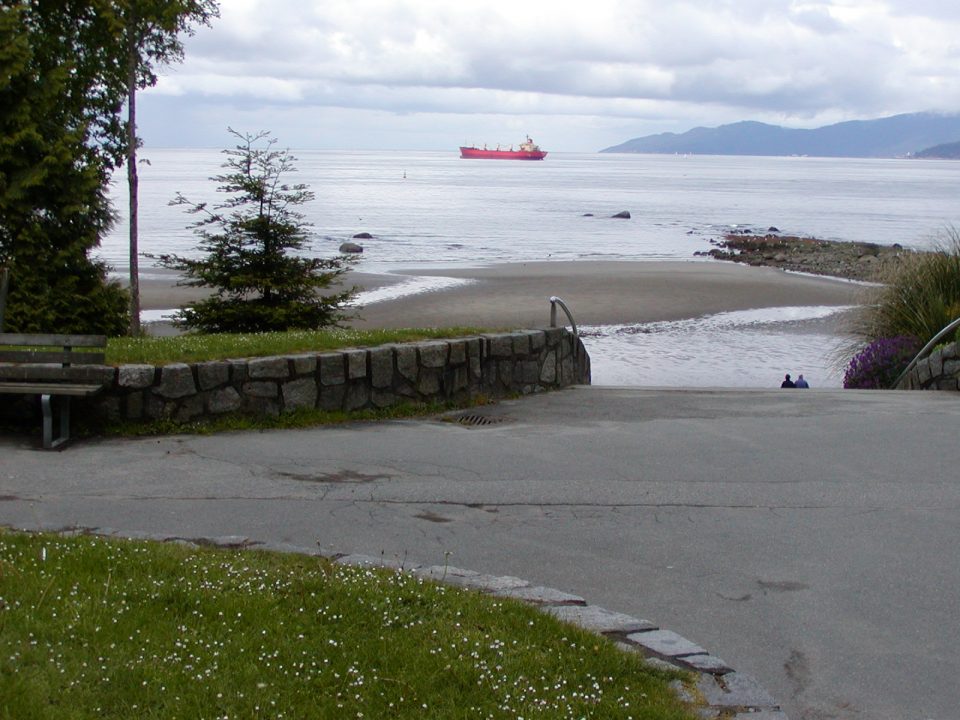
left=582, top=306, right=854, bottom=388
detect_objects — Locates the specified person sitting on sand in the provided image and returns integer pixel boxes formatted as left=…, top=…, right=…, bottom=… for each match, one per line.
left=781, top=373, right=796, bottom=388
left=795, top=374, right=809, bottom=388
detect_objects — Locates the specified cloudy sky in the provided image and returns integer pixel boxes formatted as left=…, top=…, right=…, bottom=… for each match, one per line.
left=137, top=0, right=960, bottom=152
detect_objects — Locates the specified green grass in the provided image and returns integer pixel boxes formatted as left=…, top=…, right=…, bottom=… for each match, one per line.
left=0, top=531, right=699, bottom=720
left=105, top=327, right=491, bottom=366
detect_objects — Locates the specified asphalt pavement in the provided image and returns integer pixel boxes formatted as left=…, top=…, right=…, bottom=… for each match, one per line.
left=2, top=386, right=958, bottom=720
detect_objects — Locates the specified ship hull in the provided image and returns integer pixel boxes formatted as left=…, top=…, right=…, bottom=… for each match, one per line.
left=459, top=147, right=547, bottom=160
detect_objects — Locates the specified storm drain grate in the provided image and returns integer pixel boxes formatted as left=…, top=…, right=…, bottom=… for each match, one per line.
left=446, top=413, right=512, bottom=427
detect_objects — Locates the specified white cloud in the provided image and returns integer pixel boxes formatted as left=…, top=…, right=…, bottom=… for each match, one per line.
left=138, top=0, right=960, bottom=151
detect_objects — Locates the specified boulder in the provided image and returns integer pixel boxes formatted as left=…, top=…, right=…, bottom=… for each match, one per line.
left=352, top=232, right=373, bottom=239
left=339, top=242, right=363, bottom=253
left=611, top=211, right=631, bottom=219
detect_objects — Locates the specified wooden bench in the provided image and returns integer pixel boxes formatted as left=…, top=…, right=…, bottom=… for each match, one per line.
left=0, top=333, right=109, bottom=449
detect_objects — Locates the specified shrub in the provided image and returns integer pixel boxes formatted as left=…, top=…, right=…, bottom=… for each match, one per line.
left=843, top=335, right=920, bottom=389
left=152, top=129, right=356, bottom=333
left=856, top=226, right=960, bottom=345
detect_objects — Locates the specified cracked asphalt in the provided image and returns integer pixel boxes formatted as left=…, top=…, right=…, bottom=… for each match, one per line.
left=2, top=386, right=959, bottom=720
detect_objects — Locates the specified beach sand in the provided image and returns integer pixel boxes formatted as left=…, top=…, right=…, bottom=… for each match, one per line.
left=137, top=261, right=863, bottom=332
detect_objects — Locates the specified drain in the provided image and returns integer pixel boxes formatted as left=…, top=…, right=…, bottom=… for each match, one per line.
left=446, top=413, right=511, bottom=427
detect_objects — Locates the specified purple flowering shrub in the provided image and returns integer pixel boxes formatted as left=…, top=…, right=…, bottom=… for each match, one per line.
left=843, top=336, right=921, bottom=389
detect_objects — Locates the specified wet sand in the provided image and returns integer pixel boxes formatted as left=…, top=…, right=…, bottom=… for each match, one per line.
left=137, top=261, right=863, bottom=332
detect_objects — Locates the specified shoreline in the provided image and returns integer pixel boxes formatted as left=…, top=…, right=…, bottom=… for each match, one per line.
left=133, top=259, right=864, bottom=333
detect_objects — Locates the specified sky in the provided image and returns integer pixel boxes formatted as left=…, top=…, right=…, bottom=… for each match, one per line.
left=137, top=0, right=960, bottom=152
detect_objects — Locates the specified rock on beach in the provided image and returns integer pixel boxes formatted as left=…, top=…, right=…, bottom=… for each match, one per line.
left=700, top=232, right=914, bottom=281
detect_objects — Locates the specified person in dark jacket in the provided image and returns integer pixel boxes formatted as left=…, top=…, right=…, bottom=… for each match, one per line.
left=795, top=374, right=810, bottom=388
left=781, top=373, right=796, bottom=388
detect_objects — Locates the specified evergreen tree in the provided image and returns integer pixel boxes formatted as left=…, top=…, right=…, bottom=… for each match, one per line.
left=154, top=130, right=357, bottom=333
left=0, top=3, right=128, bottom=335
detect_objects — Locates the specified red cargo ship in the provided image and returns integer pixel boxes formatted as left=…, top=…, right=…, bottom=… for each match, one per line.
left=459, top=136, right=547, bottom=160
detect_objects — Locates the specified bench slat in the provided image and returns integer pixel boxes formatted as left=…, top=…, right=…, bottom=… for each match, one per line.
left=0, top=350, right=105, bottom=364
left=0, top=382, right=104, bottom=396
left=0, top=365, right=114, bottom=383
left=0, top=333, right=107, bottom=348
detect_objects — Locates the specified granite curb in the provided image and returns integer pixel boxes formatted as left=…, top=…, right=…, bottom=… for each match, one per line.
left=5, top=524, right=788, bottom=719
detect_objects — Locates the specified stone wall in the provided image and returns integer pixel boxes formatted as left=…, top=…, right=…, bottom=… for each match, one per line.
left=82, top=329, right=590, bottom=424
left=897, top=341, right=960, bottom=391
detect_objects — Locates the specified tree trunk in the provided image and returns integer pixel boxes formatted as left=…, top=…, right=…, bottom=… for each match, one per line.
left=126, top=31, right=141, bottom=336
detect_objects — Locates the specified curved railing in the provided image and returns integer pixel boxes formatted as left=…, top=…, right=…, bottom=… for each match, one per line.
left=549, top=296, right=578, bottom=338
left=893, top=316, right=960, bottom=389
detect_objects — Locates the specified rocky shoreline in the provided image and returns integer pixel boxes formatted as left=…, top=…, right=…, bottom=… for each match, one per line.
left=697, top=229, right=914, bottom=282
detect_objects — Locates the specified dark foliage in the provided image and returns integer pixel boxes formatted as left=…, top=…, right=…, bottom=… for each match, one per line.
left=843, top=336, right=920, bottom=389
left=0, top=3, right=128, bottom=335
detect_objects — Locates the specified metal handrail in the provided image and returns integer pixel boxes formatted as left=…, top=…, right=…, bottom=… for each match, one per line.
left=893, top=315, right=960, bottom=389
left=549, top=296, right=578, bottom=337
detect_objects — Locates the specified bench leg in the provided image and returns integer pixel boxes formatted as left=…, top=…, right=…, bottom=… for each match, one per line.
left=40, top=394, right=70, bottom=449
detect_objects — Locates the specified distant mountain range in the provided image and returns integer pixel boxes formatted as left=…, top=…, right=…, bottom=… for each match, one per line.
left=601, top=112, right=960, bottom=158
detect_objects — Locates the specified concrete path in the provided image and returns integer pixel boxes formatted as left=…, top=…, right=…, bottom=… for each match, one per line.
left=2, top=386, right=958, bottom=720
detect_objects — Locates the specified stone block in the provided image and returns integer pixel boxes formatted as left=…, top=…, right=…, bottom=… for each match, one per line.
left=244, top=395, right=279, bottom=417
left=371, top=388, right=398, bottom=408
left=448, top=366, right=469, bottom=394
left=450, top=574, right=530, bottom=592
left=417, top=368, right=441, bottom=396
left=415, top=565, right=479, bottom=582
left=319, top=384, right=346, bottom=411
left=497, top=360, right=514, bottom=386
left=174, top=395, right=205, bottom=423
left=493, top=586, right=586, bottom=605
left=319, top=353, right=346, bottom=386
left=485, top=333, right=514, bottom=358
left=242, top=380, right=278, bottom=398
left=539, top=351, right=557, bottom=384
left=144, top=391, right=174, bottom=419
left=626, top=629, right=708, bottom=657
left=345, top=350, right=367, bottom=380
left=561, top=356, right=574, bottom=385
left=676, top=654, right=734, bottom=674
left=155, top=363, right=196, bottom=399
left=227, top=359, right=249, bottom=383
left=544, top=327, right=564, bottom=347
left=197, top=361, right=230, bottom=390
left=124, top=391, right=144, bottom=420
left=208, top=387, right=242, bottom=414
left=467, top=338, right=483, bottom=379
left=943, top=359, right=960, bottom=380
left=449, top=340, right=467, bottom=365
left=419, top=341, right=449, bottom=368
left=519, top=360, right=540, bottom=384
left=118, top=364, right=156, bottom=389
left=282, top=378, right=317, bottom=411
left=248, top=356, right=289, bottom=380
left=528, top=330, right=546, bottom=352
left=369, top=347, right=394, bottom=388
left=543, top=605, right=656, bottom=634
left=512, top=333, right=530, bottom=356
left=395, top=345, right=419, bottom=382
left=99, top=395, right=121, bottom=422
left=290, top=353, right=317, bottom=376
left=695, top=672, right=777, bottom=710
left=344, top=382, right=370, bottom=411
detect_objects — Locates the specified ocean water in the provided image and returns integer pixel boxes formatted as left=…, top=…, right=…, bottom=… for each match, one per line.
left=102, top=150, right=960, bottom=387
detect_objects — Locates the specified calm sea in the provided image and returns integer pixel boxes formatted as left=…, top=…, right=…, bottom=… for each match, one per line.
left=101, top=150, right=960, bottom=387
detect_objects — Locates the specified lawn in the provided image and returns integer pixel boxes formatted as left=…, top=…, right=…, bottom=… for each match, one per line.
left=0, top=530, right=699, bottom=720
left=105, top=327, right=492, bottom=366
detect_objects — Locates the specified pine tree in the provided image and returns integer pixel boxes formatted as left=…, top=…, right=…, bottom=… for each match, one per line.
left=153, top=130, right=357, bottom=333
